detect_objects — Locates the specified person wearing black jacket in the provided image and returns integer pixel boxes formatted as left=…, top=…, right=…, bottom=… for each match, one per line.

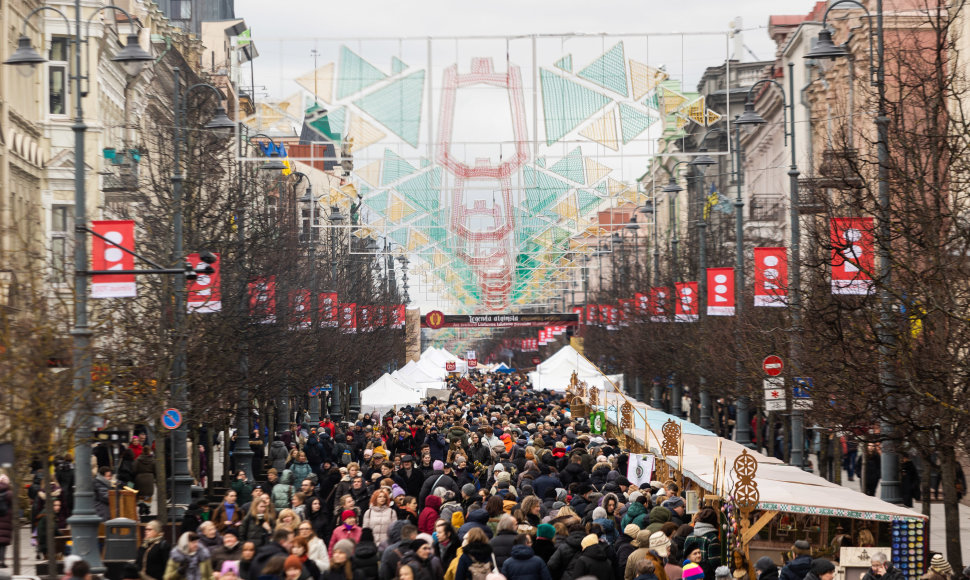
left=425, top=429, right=449, bottom=462
left=755, top=557, right=779, bottom=580
left=136, top=521, right=170, bottom=580
left=566, top=535, right=616, bottom=580
left=780, top=541, right=814, bottom=580
left=248, top=528, right=293, bottom=580
left=398, top=456, right=426, bottom=498
left=351, top=528, right=380, bottom=579
left=547, top=527, right=586, bottom=579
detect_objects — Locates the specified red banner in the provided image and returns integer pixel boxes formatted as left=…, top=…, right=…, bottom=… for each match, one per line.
left=445, top=361, right=457, bottom=372
left=248, top=276, right=276, bottom=323
left=586, top=304, right=599, bottom=325
left=538, top=328, right=548, bottom=345
left=706, top=267, right=735, bottom=316
left=649, top=287, right=669, bottom=322
left=185, top=252, right=221, bottom=312
left=90, top=220, right=136, bottom=298
left=619, top=299, right=634, bottom=326
left=831, top=217, right=874, bottom=295
left=675, top=282, right=699, bottom=322
left=318, top=292, right=338, bottom=327
left=359, top=305, right=374, bottom=332
left=458, top=377, right=478, bottom=395
left=602, top=305, right=619, bottom=329
left=391, top=304, right=406, bottom=329
left=754, top=247, right=788, bottom=307
left=339, top=303, right=357, bottom=332
left=289, top=289, right=312, bottom=329
left=635, top=292, right=649, bottom=320
left=571, top=306, right=584, bottom=323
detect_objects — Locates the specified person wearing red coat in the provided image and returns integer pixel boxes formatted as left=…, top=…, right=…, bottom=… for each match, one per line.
left=328, top=510, right=362, bottom=556
left=417, top=495, right=442, bottom=534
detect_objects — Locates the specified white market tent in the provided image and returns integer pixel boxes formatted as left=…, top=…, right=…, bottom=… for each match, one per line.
left=360, top=373, right=422, bottom=416
left=395, top=360, right=445, bottom=392
left=421, top=347, right=467, bottom=374
left=529, top=345, right=625, bottom=392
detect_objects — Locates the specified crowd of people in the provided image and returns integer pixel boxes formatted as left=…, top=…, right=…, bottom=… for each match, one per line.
left=5, top=371, right=969, bottom=580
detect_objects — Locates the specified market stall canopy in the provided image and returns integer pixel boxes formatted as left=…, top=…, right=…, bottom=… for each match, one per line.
left=360, top=373, right=423, bottom=416
left=529, top=345, right=624, bottom=391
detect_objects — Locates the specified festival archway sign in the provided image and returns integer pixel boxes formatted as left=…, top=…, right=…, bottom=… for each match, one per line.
left=421, top=311, right=579, bottom=329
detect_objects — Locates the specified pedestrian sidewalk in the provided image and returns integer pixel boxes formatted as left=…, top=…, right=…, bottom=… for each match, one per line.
left=808, top=454, right=970, bottom=564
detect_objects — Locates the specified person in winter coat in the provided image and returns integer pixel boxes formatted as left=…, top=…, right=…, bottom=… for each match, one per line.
left=213, top=490, right=243, bottom=533
left=565, top=534, right=616, bottom=580
left=404, top=538, right=445, bottom=580
left=418, top=495, right=443, bottom=535
left=631, top=558, right=663, bottom=580
left=803, top=559, right=836, bottom=580
left=380, top=521, right=417, bottom=580
left=137, top=521, right=171, bottom=580
left=164, top=532, right=214, bottom=580
left=683, top=508, right=721, bottom=580
left=501, top=536, right=552, bottom=580
left=323, top=539, right=366, bottom=580
left=328, top=511, right=362, bottom=557
left=779, top=541, right=813, bottom=580
left=625, top=530, right=669, bottom=580
left=289, top=453, right=313, bottom=486
left=239, top=496, right=276, bottom=548
left=860, top=553, right=906, bottom=580
left=93, top=466, right=115, bottom=521
left=0, top=475, right=13, bottom=567
left=532, top=524, right=557, bottom=563
left=614, top=524, right=641, bottom=578
left=134, top=450, right=157, bottom=503
left=456, top=509, right=492, bottom=542
left=754, top=557, right=778, bottom=580
left=620, top=500, right=649, bottom=531
left=271, top=471, right=295, bottom=511
left=490, top=515, right=520, bottom=570
left=547, top=526, right=586, bottom=579
left=269, top=439, right=289, bottom=473
left=362, top=489, right=396, bottom=546
left=592, top=507, right=620, bottom=544
left=454, top=528, right=493, bottom=580
left=644, top=507, right=672, bottom=535
left=352, top=528, right=380, bottom=579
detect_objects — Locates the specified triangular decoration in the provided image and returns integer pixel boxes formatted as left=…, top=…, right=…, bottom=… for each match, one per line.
left=381, top=149, right=417, bottom=186
left=660, top=86, right=689, bottom=115
left=295, top=63, right=335, bottom=103
left=549, top=147, right=585, bottom=184
left=524, top=167, right=572, bottom=214
left=391, top=56, right=407, bottom=74
left=348, top=114, right=387, bottom=150
left=607, top=177, right=629, bottom=197
left=387, top=192, right=418, bottom=222
left=408, top=228, right=430, bottom=251
left=628, top=60, right=669, bottom=101
left=683, top=96, right=708, bottom=126
left=305, top=105, right=341, bottom=142
left=397, top=167, right=442, bottom=214
left=554, top=196, right=579, bottom=223
left=337, top=46, right=388, bottom=100
left=642, top=91, right=661, bottom=111
left=618, top=103, right=657, bottom=144
left=554, top=54, right=573, bottom=73
left=706, top=109, right=723, bottom=126
left=535, top=157, right=546, bottom=168
left=578, top=42, right=628, bottom=97
left=576, top=189, right=601, bottom=215
left=387, top=226, right=409, bottom=247
left=362, top=190, right=389, bottom=216
left=584, top=157, right=611, bottom=184
left=354, top=70, right=425, bottom=147
left=356, top=160, right=382, bottom=187
left=539, top=68, right=612, bottom=146
left=325, top=107, right=347, bottom=136
left=579, top=108, right=619, bottom=151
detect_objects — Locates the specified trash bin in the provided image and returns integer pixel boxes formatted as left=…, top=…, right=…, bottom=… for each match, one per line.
left=103, top=517, right=138, bottom=561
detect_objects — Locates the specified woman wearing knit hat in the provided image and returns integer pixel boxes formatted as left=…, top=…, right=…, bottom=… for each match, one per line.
left=327, top=511, right=362, bottom=557
left=804, top=559, right=835, bottom=580
left=283, top=555, right=304, bottom=580
left=533, top=523, right=557, bottom=562
left=924, top=554, right=954, bottom=580
left=322, top=539, right=363, bottom=580
left=569, top=534, right=616, bottom=580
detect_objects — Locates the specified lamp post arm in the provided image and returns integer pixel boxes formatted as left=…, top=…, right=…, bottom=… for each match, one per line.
left=19, top=5, right=71, bottom=36
left=819, top=0, right=878, bottom=85
left=84, top=5, right=142, bottom=37
left=744, top=78, right=792, bottom=145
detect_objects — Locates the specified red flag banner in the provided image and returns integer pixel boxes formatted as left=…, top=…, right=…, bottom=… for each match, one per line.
left=538, top=328, right=548, bottom=345
left=90, top=220, right=136, bottom=298
left=248, top=276, right=276, bottom=323
left=359, top=305, right=374, bottom=332
left=318, top=292, right=338, bottom=327
left=649, top=287, right=669, bottom=322
left=706, top=267, right=735, bottom=316
left=603, top=305, right=619, bottom=330
left=831, top=217, right=875, bottom=295
left=186, top=252, right=221, bottom=312
left=339, top=303, right=357, bottom=332
left=754, top=247, right=788, bottom=307
left=586, top=304, right=599, bottom=325
left=675, top=282, right=699, bottom=322
left=289, top=289, right=312, bottom=329
left=391, top=304, right=406, bottom=329
left=635, top=292, right=649, bottom=321
left=571, top=306, right=584, bottom=323
left=458, top=377, right=478, bottom=395
left=619, top=299, right=634, bottom=326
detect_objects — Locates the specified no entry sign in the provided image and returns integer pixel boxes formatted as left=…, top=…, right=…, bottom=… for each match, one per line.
left=762, top=355, right=783, bottom=376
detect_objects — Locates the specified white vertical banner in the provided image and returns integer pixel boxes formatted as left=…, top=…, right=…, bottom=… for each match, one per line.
left=627, top=453, right=656, bottom=488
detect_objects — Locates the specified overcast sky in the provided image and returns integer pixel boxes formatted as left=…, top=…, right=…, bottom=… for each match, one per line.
left=236, top=0, right=822, bottom=99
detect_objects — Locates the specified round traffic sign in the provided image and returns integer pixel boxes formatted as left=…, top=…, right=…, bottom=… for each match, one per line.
left=531, top=356, right=541, bottom=365
left=162, top=408, right=182, bottom=430
left=309, top=386, right=320, bottom=397
left=762, top=355, right=784, bottom=376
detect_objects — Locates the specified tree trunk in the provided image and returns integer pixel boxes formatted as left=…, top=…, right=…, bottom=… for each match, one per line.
left=921, top=457, right=932, bottom=519
left=941, top=448, right=963, bottom=570
left=205, top=426, right=214, bottom=495
left=833, top=435, right=842, bottom=485
left=155, top=434, right=168, bottom=526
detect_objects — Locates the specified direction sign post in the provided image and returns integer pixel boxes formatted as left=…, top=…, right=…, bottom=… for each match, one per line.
left=162, top=408, right=182, bottom=430
left=762, top=355, right=784, bottom=376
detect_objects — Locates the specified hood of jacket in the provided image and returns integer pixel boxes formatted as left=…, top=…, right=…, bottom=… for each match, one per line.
left=463, top=541, right=493, bottom=562
left=386, top=519, right=408, bottom=545
left=564, top=529, right=586, bottom=549
left=467, top=509, right=489, bottom=524
left=581, top=543, right=609, bottom=560
left=270, top=441, right=287, bottom=451
left=424, top=495, right=442, bottom=511
left=279, top=470, right=293, bottom=485
left=354, top=541, right=379, bottom=559
left=625, top=501, right=646, bottom=520
left=648, top=506, right=671, bottom=524
left=510, top=544, right=536, bottom=560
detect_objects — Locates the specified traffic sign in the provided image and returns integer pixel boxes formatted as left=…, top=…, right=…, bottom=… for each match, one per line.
left=321, top=384, right=333, bottom=392
left=531, top=356, right=541, bottom=365
left=162, top=408, right=182, bottom=430
left=764, top=377, right=786, bottom=412
left=793, top=377, right=814, bottom=409
left=309, top=386, right=320, bottom=397
left=762, top=355, right=784, bottom=376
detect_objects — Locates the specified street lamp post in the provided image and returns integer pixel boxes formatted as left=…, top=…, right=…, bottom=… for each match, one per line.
left=662, top=163, right=690, bottom=418
left=735, top=64, right=806, bottom=468
left=806, top=0, right=900, bottom=502
left=5, top=5, right=153, bottom=570
left=292, top=172, right=321, bottom=425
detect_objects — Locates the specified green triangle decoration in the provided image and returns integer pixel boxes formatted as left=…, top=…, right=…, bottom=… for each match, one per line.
left=305, top=104, right=341, bottom=142
left=535, top=157, right=545, bottom=168
left=392, top=56, right=407, bottom=74
left=642, top=91, right=660, bottom=111
left=397, top=167, right=442, bottom=214
left=595, top=182, right=609, bottom=196
left=421, top=158, right=431, bottom=168
left=362, top=190, right=390, bottom=216
left=354, top=70, right=425, bottom=147
left=387, top=226, right=409, bottom=247
left=554, top=54, right=573, bottom=73
left=524, top=167, right=572, bottom=214
left=578, top=42, right=628, bottom=97
left=337, top=46, right=388, bottom=100
left=381, top=149, right=417, bottom=186
left=619, top=103, right=656, bottom=144
left=540, top=68, right=612, bottom=146
left=325, top=107, right=347, bottom=135
left=549, top=147, right=585, bottom=184
left=577, top=189, right=601, bottom=215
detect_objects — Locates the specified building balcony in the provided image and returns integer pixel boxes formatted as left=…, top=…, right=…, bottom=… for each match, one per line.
left=101, top=148, right=140, bottom=193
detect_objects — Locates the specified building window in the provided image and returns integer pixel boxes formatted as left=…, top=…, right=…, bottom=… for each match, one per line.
left=49, top=37, right=69, bottom=115
left=171, top=0, right=192, bottom=20
left=51, top=205, right=72, bottom=284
